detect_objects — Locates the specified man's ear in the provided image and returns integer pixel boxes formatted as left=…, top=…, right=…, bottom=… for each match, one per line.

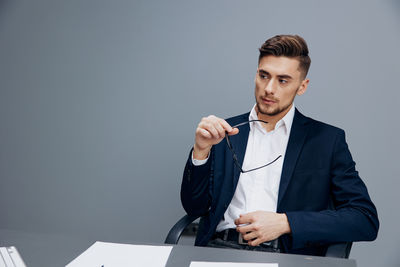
left=297, top=79, right=309, bottom=96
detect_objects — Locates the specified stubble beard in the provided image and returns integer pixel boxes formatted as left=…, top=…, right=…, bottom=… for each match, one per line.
left=257, top=101, right=278, bottom=116
left=256, top=98, right=289, bottom=117
left=255, top=86, right=299, bottom=118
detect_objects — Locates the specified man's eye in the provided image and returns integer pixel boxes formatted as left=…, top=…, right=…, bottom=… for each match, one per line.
left=260, top=74, right=268, bottom=79
left=279, top=79, right=288, bottom=84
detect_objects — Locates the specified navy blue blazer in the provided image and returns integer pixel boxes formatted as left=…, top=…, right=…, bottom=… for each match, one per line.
left=181, top=109, right=379, bottom=256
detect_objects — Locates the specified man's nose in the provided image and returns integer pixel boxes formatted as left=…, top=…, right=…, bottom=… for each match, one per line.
left=264, top=79, right=277, bottom=94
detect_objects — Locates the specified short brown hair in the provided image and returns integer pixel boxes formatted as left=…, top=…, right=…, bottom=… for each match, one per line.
left=259, top=35, right=311, bottom=78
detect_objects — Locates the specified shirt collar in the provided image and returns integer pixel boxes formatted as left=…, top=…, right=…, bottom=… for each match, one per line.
left=248, top=103, right=295, bottom=134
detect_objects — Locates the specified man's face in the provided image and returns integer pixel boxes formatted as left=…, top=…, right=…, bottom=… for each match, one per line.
left=255, top=55, right=309, bottom=120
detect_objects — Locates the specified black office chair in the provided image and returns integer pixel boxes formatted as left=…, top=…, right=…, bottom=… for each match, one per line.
left=165, top=214, right=352, bottom=259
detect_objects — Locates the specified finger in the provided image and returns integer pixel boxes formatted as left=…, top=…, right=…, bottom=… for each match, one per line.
left=234, top=216, right=247, bottom=226
left=197, top=128, right=212, bottom=139
left=242, top=231, right=258, bottom=241
left=219, top=119, right=233, bottom=133
left=248, top=238, right=263, bottom=247
left=227, top=128, right=239, bottom=136
left=202, top=122, right=220, bottom=139
left=213, top=121, right=226, bottom=138
left=236, top=224, right=254, bottom=234
left=235, top=214, right=253, bottom=225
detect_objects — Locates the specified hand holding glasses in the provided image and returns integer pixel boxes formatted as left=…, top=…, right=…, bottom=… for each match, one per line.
left=193, top=116, right=281, bottom=172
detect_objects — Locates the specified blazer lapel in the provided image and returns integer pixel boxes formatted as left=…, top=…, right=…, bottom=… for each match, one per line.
left=277, top=109, right=310, bottom=207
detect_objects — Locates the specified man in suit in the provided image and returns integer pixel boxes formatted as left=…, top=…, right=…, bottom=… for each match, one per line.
left=180, top=35, right=379, bottom=256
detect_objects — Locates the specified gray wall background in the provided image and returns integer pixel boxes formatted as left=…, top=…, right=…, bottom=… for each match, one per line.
left=0, top=0, right=399, bottom=266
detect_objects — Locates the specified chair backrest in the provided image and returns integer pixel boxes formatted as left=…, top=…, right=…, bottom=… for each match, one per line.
left=325, top=242, right=352, bottom=258
left=164, top=215, right=199, bottom=244
left=165, top=214, right=352, bottom=258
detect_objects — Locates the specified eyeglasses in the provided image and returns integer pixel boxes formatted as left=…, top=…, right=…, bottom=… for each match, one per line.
left=225, top=120, right=282, bottom=173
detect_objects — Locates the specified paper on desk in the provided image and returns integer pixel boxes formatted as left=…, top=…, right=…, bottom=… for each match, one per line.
left=66, top=241, right=172, bottom=267
left=190, top=262, right=278, bottom=267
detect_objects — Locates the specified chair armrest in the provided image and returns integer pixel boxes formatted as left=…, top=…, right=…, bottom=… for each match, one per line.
left=164, top=215, right=200, bottom=244
left=325, top=242, right=352, bottom=258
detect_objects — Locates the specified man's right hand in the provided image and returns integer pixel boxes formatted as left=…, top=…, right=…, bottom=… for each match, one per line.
left=193, top=115, right=239, bottom=160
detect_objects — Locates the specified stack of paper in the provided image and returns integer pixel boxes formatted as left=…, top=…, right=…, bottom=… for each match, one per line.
left=0, top=247, right=27, bottom=267
left=66, top=241, right=172, bottom=267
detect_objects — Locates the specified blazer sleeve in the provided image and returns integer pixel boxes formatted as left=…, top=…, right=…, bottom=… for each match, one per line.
left=180, top=148, right=213, bottom=217
left=285, top=130, right=379, bottom=249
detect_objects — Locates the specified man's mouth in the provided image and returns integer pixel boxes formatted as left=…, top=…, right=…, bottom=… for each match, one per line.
left=261, top=97, right=277, bottom=104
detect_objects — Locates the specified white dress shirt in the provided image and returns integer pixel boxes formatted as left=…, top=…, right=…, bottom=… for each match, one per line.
left=192, top=104, right=295, bottom=232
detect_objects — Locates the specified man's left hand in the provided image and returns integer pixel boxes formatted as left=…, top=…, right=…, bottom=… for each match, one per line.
left=234, top=211, right=291, bottom=246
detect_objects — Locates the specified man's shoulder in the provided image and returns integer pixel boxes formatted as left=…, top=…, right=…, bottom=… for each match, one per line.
left=297, top=110, right=345, bottom=135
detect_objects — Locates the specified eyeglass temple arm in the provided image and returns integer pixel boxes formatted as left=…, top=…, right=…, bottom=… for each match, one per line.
left=225, top=119, right=270, bottom=174
left=231, top=119, right=269, bottom=129
left=232, top=153, right=244, bottom=173
left=241, top=155, right=282, bottom=173
left=225, top=135, right=244, bottom=173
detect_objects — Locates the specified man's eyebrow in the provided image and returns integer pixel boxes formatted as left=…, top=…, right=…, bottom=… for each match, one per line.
left=258, top=69, right=293, bottom=80
left=277, top=74, right=293, bottom=80
left=259, top=69, right=293, bottom=80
